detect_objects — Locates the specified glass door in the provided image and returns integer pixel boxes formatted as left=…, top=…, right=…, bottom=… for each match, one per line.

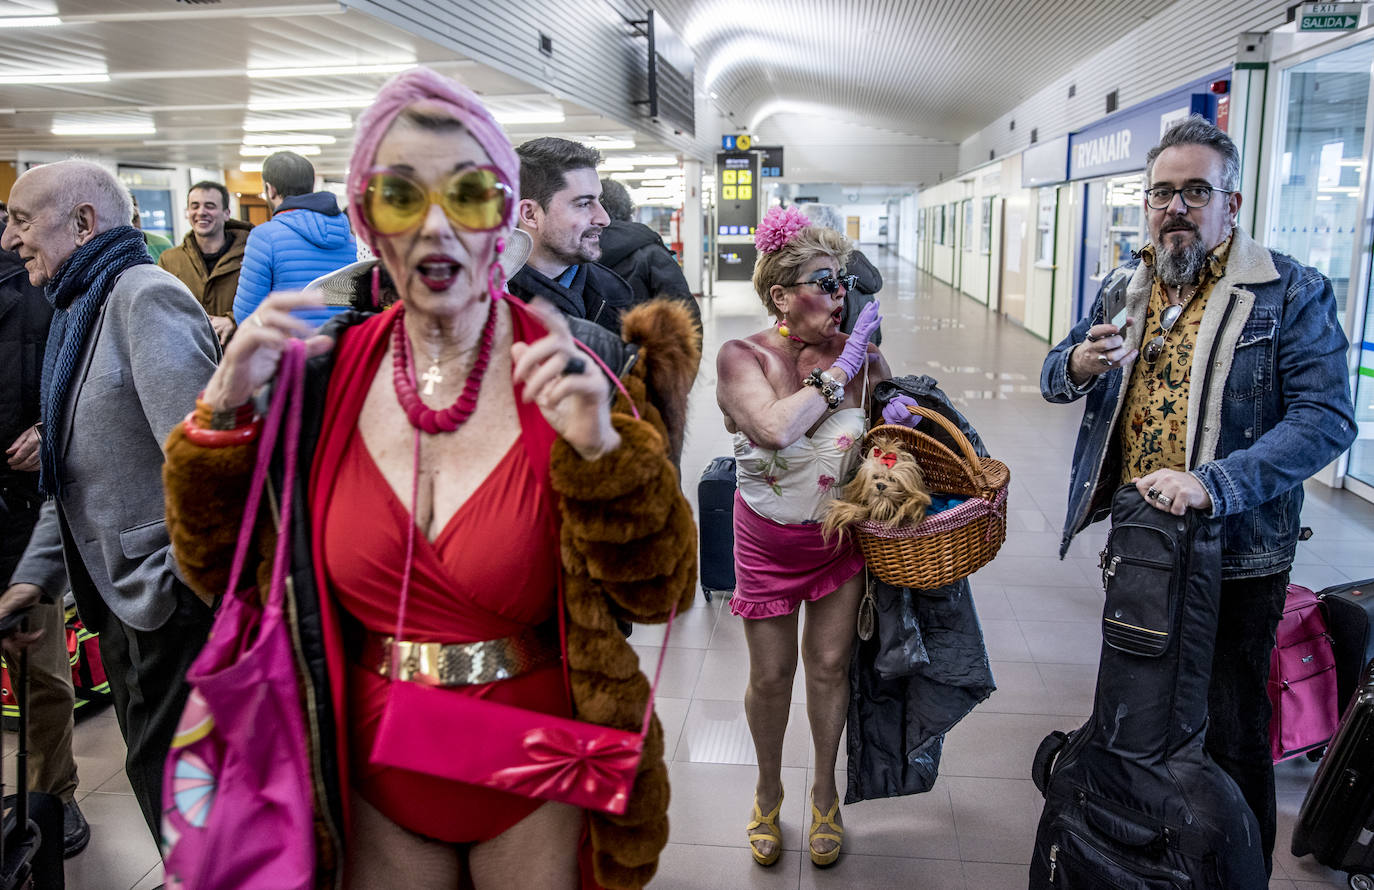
left=1269, top=41, right=1374, bottom=489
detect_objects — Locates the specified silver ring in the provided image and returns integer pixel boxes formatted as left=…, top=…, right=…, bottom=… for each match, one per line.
left=1156, top=494, right=1173, bottom=507
left=250, top=314, right=264, bottom=328
left=1098, top=355, right=1113, bottom=367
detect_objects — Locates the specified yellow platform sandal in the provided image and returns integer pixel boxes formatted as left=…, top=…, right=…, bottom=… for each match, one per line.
left=747, top=790, right=784, bottom=867
left=808, top=794, right=844, bottom=867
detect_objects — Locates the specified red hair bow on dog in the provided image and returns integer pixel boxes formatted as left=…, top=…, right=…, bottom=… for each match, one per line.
left=871, top=447, right=898, bottom=468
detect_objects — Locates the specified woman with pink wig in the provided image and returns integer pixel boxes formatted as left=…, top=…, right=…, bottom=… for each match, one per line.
left=717, top=205, right=906, bottom=869
left=160, top=68, right=696, bottom=889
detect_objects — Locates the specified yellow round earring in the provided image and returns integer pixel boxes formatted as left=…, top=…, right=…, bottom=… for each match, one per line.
left=778, top=321, right=791, bottom=338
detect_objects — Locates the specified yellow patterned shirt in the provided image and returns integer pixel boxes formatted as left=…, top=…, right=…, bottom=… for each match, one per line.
left=1119, top=236, right=1233, bottom=483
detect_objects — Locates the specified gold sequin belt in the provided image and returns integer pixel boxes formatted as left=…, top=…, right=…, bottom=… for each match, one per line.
left=361, top=621, right=561, bottom=687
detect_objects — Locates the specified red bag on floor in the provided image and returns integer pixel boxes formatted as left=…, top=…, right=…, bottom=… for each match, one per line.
left=1, top=606, right=110, bottom=728
left=1269, top=584, right=1339, bottom=762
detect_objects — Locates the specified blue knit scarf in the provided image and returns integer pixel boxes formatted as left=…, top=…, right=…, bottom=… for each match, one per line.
left=39, top=225, right=152, bottom=496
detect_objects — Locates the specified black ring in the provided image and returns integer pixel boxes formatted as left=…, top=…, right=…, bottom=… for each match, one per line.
left=561, top=356, right=586, bottom=376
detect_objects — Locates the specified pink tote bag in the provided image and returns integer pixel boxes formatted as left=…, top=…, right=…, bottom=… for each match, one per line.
left=161, top=340, right=315, bottom=889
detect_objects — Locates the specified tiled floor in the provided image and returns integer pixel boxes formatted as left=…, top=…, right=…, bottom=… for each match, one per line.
left=45, top=249, right=1374, bottom=888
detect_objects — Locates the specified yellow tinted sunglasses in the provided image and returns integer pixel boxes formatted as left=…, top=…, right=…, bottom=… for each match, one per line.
left=361, top=166, right=511, bottom=235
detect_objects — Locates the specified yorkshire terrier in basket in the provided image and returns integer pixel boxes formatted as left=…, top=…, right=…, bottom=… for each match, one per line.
left=821, top=434, right=932, bottom=541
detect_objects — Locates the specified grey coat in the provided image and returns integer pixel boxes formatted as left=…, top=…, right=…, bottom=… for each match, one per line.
left=12, top=265, right=219, bottom=631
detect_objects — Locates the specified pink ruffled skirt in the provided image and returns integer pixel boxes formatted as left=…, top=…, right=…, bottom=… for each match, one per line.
left=730, top=491, right=864, bottom=620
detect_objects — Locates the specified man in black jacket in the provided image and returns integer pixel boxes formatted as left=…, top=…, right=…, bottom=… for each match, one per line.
left=0, top=231, right=88, bottom=857
left=509, top=137, right=632, bottom=333
left=597, top=178, right=701, bottom=331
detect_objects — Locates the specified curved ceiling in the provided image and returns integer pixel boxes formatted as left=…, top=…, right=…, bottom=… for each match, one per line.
left=654, top=0, right=1162, bottom=143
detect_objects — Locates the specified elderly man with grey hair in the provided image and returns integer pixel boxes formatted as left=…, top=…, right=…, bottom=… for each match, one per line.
left=798, top=203, right=883, bottom=345
left=0, top=159, right=220, bottom=842
left=1041, top=116, right=1356, bottom=875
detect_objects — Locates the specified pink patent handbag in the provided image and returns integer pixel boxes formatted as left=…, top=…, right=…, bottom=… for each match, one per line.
left=161, top=340, right=316, bottom=889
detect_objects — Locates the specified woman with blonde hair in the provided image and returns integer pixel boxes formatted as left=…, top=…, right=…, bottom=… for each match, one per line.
left=716, top=205, right=910, bottom=868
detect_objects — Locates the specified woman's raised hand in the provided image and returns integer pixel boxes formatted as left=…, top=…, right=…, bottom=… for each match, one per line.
left=510, top=300, right=621, bottom=461
left=834, top=299, right=882, bottom=382
left=202, top=290, right=334, bottom=411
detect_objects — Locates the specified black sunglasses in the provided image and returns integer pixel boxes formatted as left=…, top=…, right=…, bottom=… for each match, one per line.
left=785, top=273, right=857, bottom=295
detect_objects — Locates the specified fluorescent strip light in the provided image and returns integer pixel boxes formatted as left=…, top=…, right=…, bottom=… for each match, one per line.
left=625, top=155, right=678, bottom=167
left=240, top=162, right=264, bottom=172
left=247, top=96, right=373, bottom=111
left=52, top=122, right=156, bottom=135
left=0, top=16, right=63, bottom=27
left=247, top=63, right=411, bottom=79
left=0, top=72, right=109, bottom=85
left=586, top=138, right=636, bottom=150
left=639, top=167, right=682, bottom=177
left=243, top=115, right=353, bottom=131
left=242, top=133, right=337, bottom=146
left=597, top=161, right=634, bottom=172
left=492, top=109, right=565, bottom=125
left=240, top=145, right=322, bottom=157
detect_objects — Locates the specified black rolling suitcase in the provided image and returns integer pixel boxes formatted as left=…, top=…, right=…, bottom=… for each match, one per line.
left=698, top=457, right=736, bottom=602
left=1291, top=661, right=1374, bottom=888
left=0, top=613, right=64, bottom=890
left=1319, top=579, right=1374, bottom=716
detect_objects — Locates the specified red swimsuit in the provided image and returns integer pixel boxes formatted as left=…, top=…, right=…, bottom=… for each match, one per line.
left=318, top=305, right=569, bottom=843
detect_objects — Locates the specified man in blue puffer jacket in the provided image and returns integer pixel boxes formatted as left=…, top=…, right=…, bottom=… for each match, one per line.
left=232, top=151, right=356, bottom=328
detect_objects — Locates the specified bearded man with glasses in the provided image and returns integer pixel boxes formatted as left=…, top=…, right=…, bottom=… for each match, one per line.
left=1039, top=115, right=1355, bottom=875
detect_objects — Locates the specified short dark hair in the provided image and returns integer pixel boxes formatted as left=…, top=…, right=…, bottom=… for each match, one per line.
left=1145, top=115, right=1241, bottom=192
left=262, top=151, right=315, bottom=197
left=599, top=178, right=634, bottom=221
left=516, top=137, right=602, bottom=210
left=188, top=180, right=230, bottom=208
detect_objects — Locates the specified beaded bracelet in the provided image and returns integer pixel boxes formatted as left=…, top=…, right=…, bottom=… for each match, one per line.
left=802, top=368, right=844, bottom=409
left=182, top=411, right=261, bottom=447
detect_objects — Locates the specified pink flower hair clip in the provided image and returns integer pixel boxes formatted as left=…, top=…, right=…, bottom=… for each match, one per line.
left=754, top=205, right=812, bottom=254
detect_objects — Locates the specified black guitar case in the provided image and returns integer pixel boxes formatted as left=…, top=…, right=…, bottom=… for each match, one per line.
left=1028, top=485, right=1267, bottom=889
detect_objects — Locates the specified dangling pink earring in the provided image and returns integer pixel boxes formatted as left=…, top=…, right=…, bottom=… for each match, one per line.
left=370, top=264, right=381, bottom=309
left=486, top=236, right=506, bottom=302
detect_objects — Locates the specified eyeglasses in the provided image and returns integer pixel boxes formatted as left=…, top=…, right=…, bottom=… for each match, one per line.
left=1144, top=185, right=1234, bottom=210
left=361, top=166, right=512, bottom=235
left=1143, top=302, right=1185, bottom=364
left=785, top=273, right=857, bottom=295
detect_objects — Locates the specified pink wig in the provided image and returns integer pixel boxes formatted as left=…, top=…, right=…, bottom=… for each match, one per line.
left=345, top=67, right=519, bottom=254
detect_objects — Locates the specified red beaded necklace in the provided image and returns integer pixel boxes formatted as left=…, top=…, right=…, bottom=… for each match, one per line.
left=391, top=301, right=499, bottom=434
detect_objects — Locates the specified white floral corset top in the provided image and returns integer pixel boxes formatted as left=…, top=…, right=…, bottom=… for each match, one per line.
left=733, top=408, right=867, bottom=525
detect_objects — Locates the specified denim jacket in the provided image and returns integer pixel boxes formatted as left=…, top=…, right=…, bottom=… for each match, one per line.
left=1041, top=228, right=1356, bottom=578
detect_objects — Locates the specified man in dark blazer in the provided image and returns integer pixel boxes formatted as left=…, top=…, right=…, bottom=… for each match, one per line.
left=0, top=160, right=219, bottom=841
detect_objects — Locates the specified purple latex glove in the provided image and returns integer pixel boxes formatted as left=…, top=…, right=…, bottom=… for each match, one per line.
left=881, top=394, right=922, bottom=427
left=834, top=299, right=882, bottom=380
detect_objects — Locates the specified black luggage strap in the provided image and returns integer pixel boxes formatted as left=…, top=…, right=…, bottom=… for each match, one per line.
left=1032, top=730, right=1068, bottom=797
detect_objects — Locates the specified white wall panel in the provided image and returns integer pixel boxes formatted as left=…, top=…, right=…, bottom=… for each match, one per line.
left=957, top=0, right=1292, bottom=172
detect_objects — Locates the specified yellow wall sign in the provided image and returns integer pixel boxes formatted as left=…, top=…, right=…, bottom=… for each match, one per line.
left=722, top=170, right=737, bottom=184
left=736, top=134, right=752, bottom=150
left=737, top=170, right=752, bottom=185
left=738, top=185, right=752, bottom=200
left=722, top=185, right=737, bottom=200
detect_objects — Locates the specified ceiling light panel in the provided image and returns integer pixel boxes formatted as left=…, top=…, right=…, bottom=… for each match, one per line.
left=242, top=115, right=354, bottom=131
left=246, top=63, right=413, bottom=79
left=240, top=145, right=323, bottom=157
left=0, top=71, right=109, bottom=85
left=241, top=133, right=337, bottom=145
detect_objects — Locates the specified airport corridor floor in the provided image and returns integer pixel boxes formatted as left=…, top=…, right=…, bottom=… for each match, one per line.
left=45, top=249, right=1368, bottom=889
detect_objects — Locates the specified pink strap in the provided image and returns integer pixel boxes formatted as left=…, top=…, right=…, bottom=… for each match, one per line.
left=224, top=340, right=306, bottom=606
left=639, top=603, right=675, bottom=738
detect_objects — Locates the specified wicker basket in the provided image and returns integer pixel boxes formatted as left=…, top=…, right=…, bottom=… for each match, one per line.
left=855, top=407, right=1010, bottom=589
